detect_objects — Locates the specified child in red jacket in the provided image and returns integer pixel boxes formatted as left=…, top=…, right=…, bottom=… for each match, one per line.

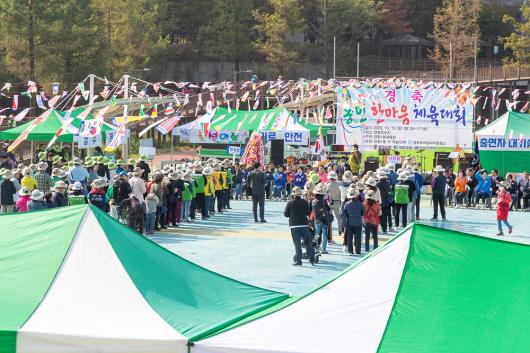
left=496, top=181, right=513, bottom=236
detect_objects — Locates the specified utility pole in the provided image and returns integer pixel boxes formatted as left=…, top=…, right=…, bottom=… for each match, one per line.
left=333, top=36, right=336, bottom=79
left=356, top=42, right=360, bottom=78
left=473, top=38, right=478, bottom=83
left=449, top=41, right=453, bottom=82
left=89, top=74, right=95, bottom=103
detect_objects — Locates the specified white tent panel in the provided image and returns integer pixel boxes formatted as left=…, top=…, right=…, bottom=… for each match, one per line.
left=18, top=210, right=187, bottom=353
left=194, top=228, right=413, bottom=353
left=475, top=112, right=509, bottom=136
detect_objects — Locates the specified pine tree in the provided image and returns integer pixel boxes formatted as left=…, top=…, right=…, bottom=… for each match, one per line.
left=0, top=0, right=60, bottom=81
left=198, top=0, right=258, bottom=77
left=503, top=2, right=530, bottom=68
left=430, top=0, right=481, bottom=78
left=253, top=0, right=305, bottom=75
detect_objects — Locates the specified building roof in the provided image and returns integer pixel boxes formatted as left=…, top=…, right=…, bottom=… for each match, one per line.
left=383, top=34, right=433, bottom=46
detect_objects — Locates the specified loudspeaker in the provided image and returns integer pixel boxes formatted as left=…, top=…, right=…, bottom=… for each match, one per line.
left=434, top=152, right=452, bottom=170
left=270, top=139, right=284, bottom=165
left=364, top=157, right=379, bottom=172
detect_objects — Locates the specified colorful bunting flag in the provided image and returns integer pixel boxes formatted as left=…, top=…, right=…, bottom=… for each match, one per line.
left=36, top=95, right=47, bottom=109
left=12, top=95, right=18, bottom=110
left=139, top=117, right=167, bottom=137
left=156, top=115, right=181, bottom=135
left=8, top=109, right=53, bottom=152
left=13, top=108, right=31, bottom=122
left=151, top=105, right=158, bottom=118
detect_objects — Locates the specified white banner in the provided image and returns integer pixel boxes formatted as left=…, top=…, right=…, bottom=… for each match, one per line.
left=336, top=86, right=473, bottom=150
left=261, top=130, right=310, bottom=145
left=175, top=128, right=249, bottom=144
left=74, top=134, right=102, bottom=149
left=105, top=129, right=130, bottom=145
left=479, top=135, right=530, bottom=151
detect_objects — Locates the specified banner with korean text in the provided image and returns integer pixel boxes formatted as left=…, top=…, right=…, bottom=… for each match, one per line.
left=175, top=128, right=249, bottom=144
left=336, top=86, right=473, bottom=150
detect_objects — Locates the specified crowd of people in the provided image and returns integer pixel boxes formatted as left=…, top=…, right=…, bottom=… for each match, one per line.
left=1, top=144, right=527, bottom=264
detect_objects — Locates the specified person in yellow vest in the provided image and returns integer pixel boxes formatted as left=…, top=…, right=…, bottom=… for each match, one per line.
left=212, top=163, right=225, bottom=213
left=348, top=144, right=362, bottom=175
left=203, top=166, right=214, bottom=217
left=221, top=159, right=230, bottom=210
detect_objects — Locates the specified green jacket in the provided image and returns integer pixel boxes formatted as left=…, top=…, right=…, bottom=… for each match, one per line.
left=194, top=174, right=205, bottom=193
left=227, top=169, right=233, bottom=185
left=182, top=182, right=193, bottom=201
left=394, top=183, right=410, bottom=204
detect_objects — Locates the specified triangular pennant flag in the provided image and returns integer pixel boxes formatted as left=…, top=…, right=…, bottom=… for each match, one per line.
left=241, top=91, right=250, bottom=102
left=13, top=108, right=31, bottom=122
left=253, top=99, right=260, bottom=110
left=1, top=83, right=12, bottom=91
left=325, top=106, right=332, bottom=120
left=71, top=95, right=81, bottom=109
left=139, top=104, right=146, bottom=118
left=36, top=95, right=47, bottom=109
left=78, top=82, right=85, bottom=95
left=110, top=95, right=117, bottom=106
left=48, top=95, right=61, bottom=108
left=12, top=95, right=18, bottom=110
left=151, top=105, right=158, bottom=118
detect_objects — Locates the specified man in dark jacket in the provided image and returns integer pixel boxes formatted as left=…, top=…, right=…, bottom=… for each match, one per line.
left=431, top=165, right=447, bottom=221
left=113, top=172, right=132, bottom=206
left=465, top=167, right=478, bottom=207
left=376, top=171, right=392, bottom=234
left=136, top=155, right=151, bottom=182
left=248, top=162, right=266, bottom=222
left=284, top=187, right=314, bottom=266
left=0, top=170, right=16, bottom=213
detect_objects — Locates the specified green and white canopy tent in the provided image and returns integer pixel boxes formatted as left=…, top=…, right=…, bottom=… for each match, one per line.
left=0, top=108, right=115, bottom=143
left=475, top=111, right=530, bottom=175
left=0, top=205, right=288, bottom=353
left=194, top=224, right=530, bottom=353
left=207, top=107, right=331, bottom=138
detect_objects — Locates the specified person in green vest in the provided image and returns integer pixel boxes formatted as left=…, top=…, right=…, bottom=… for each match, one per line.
left=181, top=172, right=194, bottom=222
left=193, top=163, right=208, bottom=219
left=51, top=168, right=65, bottom=187
left=68, top=181, right=88, bottom=205
left=394, top=172, right=410, bottom=229
left=189, top=167, right=198, bottom=221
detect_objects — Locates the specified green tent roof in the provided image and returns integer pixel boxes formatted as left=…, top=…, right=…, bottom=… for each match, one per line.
left=210, top=107, right=330, bottom=138
left=0, top=108, right=114, bottom=142
left=476, top=112, right=530, bottom=137
left=0, top=206, right=288, bottom=352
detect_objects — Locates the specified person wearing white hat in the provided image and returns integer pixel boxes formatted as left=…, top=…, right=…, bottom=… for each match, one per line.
left=394, top=172, right=411, bottom=228
left=202, top=166, right=215, bottom=218
left=339, top=170, right=355, bottom=204
left=0, top=169, right=17, bottom=213
left=342, top=187, right=363, bottom=255
left=52, top=180, right=69, bottom=207
left=34, top=161, right=52, bottom=193
left=129, top=167, right=147, bottom=205
left=15, top=187, right=32, bottom=212
left=194, top=165, right=208, bottom=219
left=88, top=179, right=108, bottom=211
left=431, top=165, right=447, bottom=221
left=284, top=186, right=315, bottom=266
left=363, top=189, right=381, bottom=252
left=312, top=183, right=331, bottom=254
left=27, top=189, right=46, bottom=211
left=68, top=181, right=88, bottom=205
left=181, top=172, right=194, bottom=222
left=326, top=170, right=342, bottom=236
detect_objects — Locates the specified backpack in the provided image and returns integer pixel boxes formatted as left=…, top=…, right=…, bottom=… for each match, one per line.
left=394, top=184, right=410, bottom=204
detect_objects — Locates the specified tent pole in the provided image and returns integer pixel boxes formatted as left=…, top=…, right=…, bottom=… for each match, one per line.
left=30, top=141, right=34, bottom=164
left=170, top=134, right=174, bottom=163
left=72, top=142, right=75, bottom=159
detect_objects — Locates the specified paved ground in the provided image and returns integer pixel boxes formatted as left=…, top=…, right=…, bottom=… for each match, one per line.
left=150, top=199, right=530, bottom=296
